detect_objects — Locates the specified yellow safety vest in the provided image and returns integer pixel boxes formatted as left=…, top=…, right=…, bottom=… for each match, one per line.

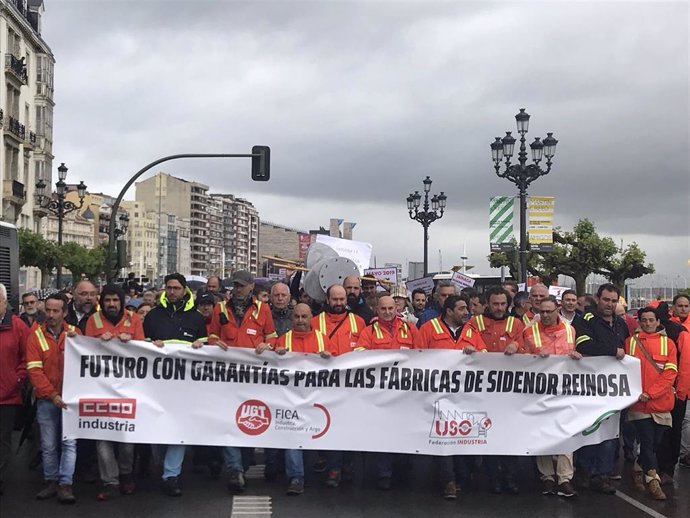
left=284, top=330, right=325, bottom=353
left=318, top=312, right=358, bottom=335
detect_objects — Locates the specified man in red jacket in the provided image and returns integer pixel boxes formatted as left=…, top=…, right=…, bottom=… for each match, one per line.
left=0, top=283, right=29, bottom=495
left=625, top=307, right=678, bottom=500
left=26, top=293, right=80, bottom=504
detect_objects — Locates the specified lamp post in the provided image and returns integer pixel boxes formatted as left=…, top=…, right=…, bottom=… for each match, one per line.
left=35, top=163, right=87, bottom=289
left=406, top=176, right=447, bottom=276
left=491, top=109, right=558, bottom=283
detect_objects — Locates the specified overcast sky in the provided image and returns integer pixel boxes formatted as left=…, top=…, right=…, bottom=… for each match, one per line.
left=42, top=0, right=689, bottom=283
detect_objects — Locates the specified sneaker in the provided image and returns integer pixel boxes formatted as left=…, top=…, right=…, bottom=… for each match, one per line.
left=313, top=457, right=327, bottom=473
left=326, top=469, right=341, bottom=488
left=162, top=476, right=182, bottom=497
left=541, top=479, right=557, bottom=495
left=591, top=476, right=616, bottom=495
left=97, top=484, right=119, bottom=501
left=377, top=476, right=392, bottom=490
left=57, top=484, right=76, bottom=504
left=443, top=481, right=457, bottom=500
left=120, top=474, right=136, bottom=495
left=286, top=478, right=304, bottom=496
left=228, top=472, right=246, bottom=492
left=645, top=470, right=666, bottom=501
left=36, top=480, right=58, bottom=500
left=557, top=481, right=577, bottom=498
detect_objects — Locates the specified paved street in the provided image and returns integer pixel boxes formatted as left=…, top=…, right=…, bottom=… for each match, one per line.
left=1, top=439, right=688, bottom=518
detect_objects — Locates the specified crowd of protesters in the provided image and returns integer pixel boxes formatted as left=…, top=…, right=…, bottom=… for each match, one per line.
left=1, top=273, right=689, bottom=505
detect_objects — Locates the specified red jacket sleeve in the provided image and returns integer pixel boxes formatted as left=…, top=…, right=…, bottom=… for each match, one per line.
left=15, top=316, right=29, bottom=383
left=26, top=332, right=57, bottom=400
left=131, top=313, right=145, bottom=340
left=208, top=304, right=222, bottom=342
left=646, top=338, right=678, bottom=400
left=356, top=326, right=375, bottom=350
left=674, top=332, right=690, bottom=400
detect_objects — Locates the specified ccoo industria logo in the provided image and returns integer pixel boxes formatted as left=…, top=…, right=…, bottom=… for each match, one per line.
left=429, top=401, right=492, bottom=440
left=236, top=399, right=272, bottom=436
left=78, top=398, right=137, bottom=432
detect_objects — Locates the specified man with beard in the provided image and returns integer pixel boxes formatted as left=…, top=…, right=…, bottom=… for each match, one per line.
left=26, top=293, right=80, bottom=504
left=20, top=292, right=45, bottom=327
left=84, top=285, right=144, bottom=500
left=66, top=280, right=98, bottom=333
left=313, top=284, right=365, bottom=487
left=411, top=289, right=428, bottom=319
left=144, top=273, right=207, bottom=497
left=343, top=275, right=374, bottom=324
left=416, top=281, right=457, bottom=328
left=461, top=287, right=525, bottom=495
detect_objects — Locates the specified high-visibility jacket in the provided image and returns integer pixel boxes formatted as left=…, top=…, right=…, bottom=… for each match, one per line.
left=85, top=310, right=145, bottom=340
left=357, top=317, right=418, bottom=350
left=674, top=331, right=690, bottom=400
left=209, top=298, right=277, bottom=348
left=275, top=329, right=334, bottom=354
left=460, top=314, right=525, bottom=353
left=311, top=311, right=365, bottom=356
left=26, top=322, right=81, bottom=400
left=625, top=330, right=677, bottom=414
left=670, top=314, right=690, bottom=333
left=523, top=320, right=575, bottom=356
left=0, top=313, right=29, bottom=405
left=418, top=317, right=465, bottom=350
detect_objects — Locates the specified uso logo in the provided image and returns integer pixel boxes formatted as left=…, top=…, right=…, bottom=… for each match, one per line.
left=236, top=399, right=271, bottom=436
left=79, top=398, right=137, bottom=419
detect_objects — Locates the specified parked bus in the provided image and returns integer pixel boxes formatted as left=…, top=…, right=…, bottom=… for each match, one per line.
left=0, top=221, right=20, bottom=312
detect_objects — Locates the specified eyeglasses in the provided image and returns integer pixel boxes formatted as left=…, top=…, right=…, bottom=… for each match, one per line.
left=539, top=308, right=558, bottom=315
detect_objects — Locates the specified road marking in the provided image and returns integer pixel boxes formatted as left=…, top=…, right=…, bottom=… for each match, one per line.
left=244, top=464, right=266, bottom=480
left=231, top=495, right=272, bottom=518
left=615, top=489, right=667, bottom=518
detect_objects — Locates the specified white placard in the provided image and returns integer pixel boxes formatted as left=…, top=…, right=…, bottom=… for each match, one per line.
left=451, top=271, right=476, bottom=289
left=364, top=267, right=398, bottom=292
left=315, top=235, right=373, bottom=274
left=548, top=286, right=570, bottom=300
left=406, top=277, right=435, bottom=296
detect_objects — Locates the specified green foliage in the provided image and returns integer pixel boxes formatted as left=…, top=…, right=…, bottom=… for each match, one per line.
left=18, top=228, right=60, bottom=288
left=596, top=242, right=655, bottom=295
left=58, top=242, right=107, bottom=282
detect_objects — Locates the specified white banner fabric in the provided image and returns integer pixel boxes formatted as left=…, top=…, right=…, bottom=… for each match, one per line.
left=314, top=235, right=372, bottom=273
left=63, top=336, right=641, bottom=456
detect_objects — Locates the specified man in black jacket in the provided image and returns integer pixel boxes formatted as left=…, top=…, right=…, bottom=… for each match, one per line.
left=343, top=275, right=374, bottom=324
left=144, top=273, right=206, bottom=497
left=66, top=280, right=98, bottom=333
left=572, top=283, right=628, bottom=495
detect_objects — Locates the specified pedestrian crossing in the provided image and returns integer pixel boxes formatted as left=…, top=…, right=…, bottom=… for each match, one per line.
left=230, top=495, right=272, bottom=517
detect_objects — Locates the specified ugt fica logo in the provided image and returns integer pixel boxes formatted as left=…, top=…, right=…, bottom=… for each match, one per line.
left=236, top=399, right=272, bottom=436
left=429, top=401, right=492, bottom=438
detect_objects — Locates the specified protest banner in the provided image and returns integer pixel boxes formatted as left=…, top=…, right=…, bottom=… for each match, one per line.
left=548, top=285, right=570, bottom=300
left=451, top=271, right=476, bottom=289
left=406, top=277, right=435, bottom=296
left=315, top=235, right=372, bottom=273
left=63, top=336, right=640, bottom=456
left=364, top=267, right=398, bottom=291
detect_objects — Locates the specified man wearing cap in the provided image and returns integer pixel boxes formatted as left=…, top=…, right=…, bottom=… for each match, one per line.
left=143, top=273, right=207, bottom=497
left=196, top=292, right=217, bottom=337
left=343, top=275, right=375, bottom=324
left=84, top=284, right=144, bottom=500
left=391, top=285, right=417, bottom=325
left=209, top=270, right=276, bottom=349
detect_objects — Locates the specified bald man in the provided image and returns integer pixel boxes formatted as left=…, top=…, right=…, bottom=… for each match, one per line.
left=357, top=296, right=418, bottom=350
left=343, top=275, right=374, bottom=324
left=66, top=280, right=98, bottom=333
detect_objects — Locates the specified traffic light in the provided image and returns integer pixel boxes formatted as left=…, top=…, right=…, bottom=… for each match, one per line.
left=251, top=145, right=270, bottom=181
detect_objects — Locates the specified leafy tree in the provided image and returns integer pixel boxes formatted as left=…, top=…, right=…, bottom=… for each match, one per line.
left=596, top=242, right=655, bottom=295
left=18, top=228, right=60, bottom=288
left=58, top=242, right=106, bottom=283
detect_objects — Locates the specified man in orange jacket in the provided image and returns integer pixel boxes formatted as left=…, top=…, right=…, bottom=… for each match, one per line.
left=208, top=270, right=276, bottom=350
left=461, top=286, right=525, bottom=495
left=84, top=284, right=144, bottom=500
left=625, top=307, right=678, bottom=500
left=525, top=297, right=581, bottom=498
left=26, top=293, right=80, bottom=504
left=357, top=296, right=418, bottom=351
left=671, top=294, right=690, bottom=332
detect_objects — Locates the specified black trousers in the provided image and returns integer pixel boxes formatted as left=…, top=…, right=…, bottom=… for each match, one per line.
left=0, top=405, right=18, bottom=482
left=656, top=398, right=687, bottom=475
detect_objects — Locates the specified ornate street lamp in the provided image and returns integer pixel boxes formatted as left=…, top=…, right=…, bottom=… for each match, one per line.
left=35, top=163, right=87, bottom=288
left=406, top=176, right=447, bottom=276
left=491, top=109, right=558, bottom=283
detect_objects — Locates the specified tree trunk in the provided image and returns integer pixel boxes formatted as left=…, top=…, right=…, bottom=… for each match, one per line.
left=574, top=273, right=588, bottom=296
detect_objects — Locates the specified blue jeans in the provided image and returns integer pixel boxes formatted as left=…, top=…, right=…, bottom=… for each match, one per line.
left=576, top=439, right=616, bottom=478
left=374, top=453, right=393, bottom=478
left=285, top=450, right=304, bottom=481
left=224, top=446, right=244, bottom=474
left=162, top=445, right=186, bottom=479
left=632, top=418, right=667, bottom=473
left=36, top=399, right=77, bottom=485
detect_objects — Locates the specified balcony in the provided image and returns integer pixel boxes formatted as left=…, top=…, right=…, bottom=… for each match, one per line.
left=4, top=116, right=26, bottom=142
left=2, top=179, right=26, bottom=208
left=5, top=53, right=28, bottom=85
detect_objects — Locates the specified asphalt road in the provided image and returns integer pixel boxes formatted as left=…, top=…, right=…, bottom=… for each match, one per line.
left=1, top=438, right=688, bottom=518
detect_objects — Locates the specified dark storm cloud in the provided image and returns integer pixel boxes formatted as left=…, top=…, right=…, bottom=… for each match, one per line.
left=43, top=0, right=688, bottom=274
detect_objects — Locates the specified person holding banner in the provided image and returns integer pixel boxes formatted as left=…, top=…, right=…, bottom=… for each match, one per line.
left=418, top=294, right=473, bottom=499
left=269, top=303, right=334, bottom=495
left=625, top=307, right=678, bottom=500
left=572, top=283, right=629, bottom=495
left=25, top=293, right=80, bottom=504
left=84, top=284, right=145, bottom=500
left=524, top=296, right=580, bottom=498
left=460, top=286, right=525, bottom=495
left=143, top=273, right=207, bottom=497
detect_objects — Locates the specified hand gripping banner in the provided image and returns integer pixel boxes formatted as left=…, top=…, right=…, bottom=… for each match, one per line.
left=62, top=336, right=641, bottom=456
